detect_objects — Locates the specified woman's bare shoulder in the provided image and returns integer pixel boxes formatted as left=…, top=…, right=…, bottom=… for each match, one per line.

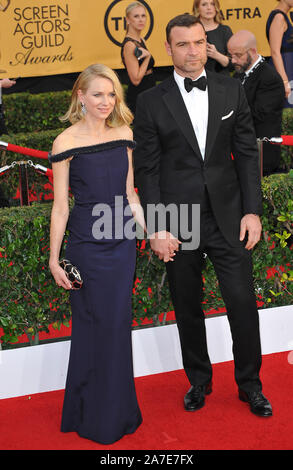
left=123, top=39, right=136, bottom=51
left=52, top=125, right=79, bottom=155
left=270, top=11, right=288, bottom=29
left=117, top=124, right=133, bottom=140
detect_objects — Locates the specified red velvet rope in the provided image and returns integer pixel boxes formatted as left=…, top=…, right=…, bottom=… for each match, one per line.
left=6, top=143, right=48, bottom=159
left=4, top=136, right=293, bottom=164
left=1, top=136, right=292, bottom=184
left=281, top=135, right=293, bottom=146
left=2, top=135, right=293, bottom=160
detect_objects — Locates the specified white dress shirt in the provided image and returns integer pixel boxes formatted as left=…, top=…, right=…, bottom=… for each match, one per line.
left=241, top=54, right=265, bottom=85
left=174, top=69, right=209, bottom=159
left=245, top=54, right=262, bottom=78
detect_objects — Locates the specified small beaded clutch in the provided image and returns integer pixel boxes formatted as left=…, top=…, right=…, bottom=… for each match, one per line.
left=59, top=259, right=83, bottom=289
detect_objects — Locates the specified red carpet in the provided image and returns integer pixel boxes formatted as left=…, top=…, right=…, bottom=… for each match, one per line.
left=0, top=352, right=292, bottom=451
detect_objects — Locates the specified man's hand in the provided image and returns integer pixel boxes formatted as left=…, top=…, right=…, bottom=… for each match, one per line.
left=240, top=214, right=262, bottom=250
left=149, top=231, right=181, bottom=262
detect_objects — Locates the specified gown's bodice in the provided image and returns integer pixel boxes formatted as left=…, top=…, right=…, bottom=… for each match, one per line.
left=49, top=139, right=136, bottom=207
left=49, top=139, right=136, bottom=242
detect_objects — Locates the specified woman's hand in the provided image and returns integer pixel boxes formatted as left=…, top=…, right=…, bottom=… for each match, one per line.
left=49, top=261, right=72, bottom=290
left=284, top=81, right=291, bottom=99
left=206, top=42, right=218, bottom=59
left=150, top=231, right=181, bottom=262
left=123, top=41, right=152, bottom=86
left=207, top=42, right=229, bottom=67
left=137, top=47, right=151, bottom=60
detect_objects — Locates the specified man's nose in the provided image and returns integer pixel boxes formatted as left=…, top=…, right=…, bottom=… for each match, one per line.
left=189, top=44, right=199, bottom=55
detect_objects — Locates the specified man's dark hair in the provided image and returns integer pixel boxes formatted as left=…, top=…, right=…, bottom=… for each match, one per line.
left=166, top=13, right=205, bottom=43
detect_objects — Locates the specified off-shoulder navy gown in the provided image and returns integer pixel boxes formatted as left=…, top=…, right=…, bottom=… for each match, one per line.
left=49, top=140, right=142, bottom=445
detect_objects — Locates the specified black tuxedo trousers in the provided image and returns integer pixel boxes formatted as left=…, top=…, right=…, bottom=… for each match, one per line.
left=165, top=189, right=262, bottom=393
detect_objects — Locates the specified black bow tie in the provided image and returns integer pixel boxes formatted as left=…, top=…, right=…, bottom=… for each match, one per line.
left=184, top=76, right=207, bottom=92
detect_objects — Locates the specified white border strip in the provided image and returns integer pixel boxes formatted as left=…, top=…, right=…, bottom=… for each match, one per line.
left=0, top=305, right=292, bottom=399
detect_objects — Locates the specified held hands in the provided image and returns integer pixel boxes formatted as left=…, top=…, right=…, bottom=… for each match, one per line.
left=49, top=261, right=72, bottom=290
left=149, top=231, right=181, bottom=262
left=240, top=214, right=262, bottom=250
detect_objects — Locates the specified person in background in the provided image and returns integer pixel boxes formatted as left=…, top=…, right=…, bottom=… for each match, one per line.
left=192, top=0, right=232, bottom=75
left=266, top=0, right=293, bottom=107
left=0, top=78, right=16, bottom=88
left=121, top=1, right=156, bottom=113
left=0, top=78, right=16, bottom=135
left=228, top=30, right=285, bottom=176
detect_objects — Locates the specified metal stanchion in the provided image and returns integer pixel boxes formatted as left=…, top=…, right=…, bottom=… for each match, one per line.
left=18, top=161, right=30, bottom=206
left=257, top=138, right=263, bottom=179
left=257, top=137, right=283, bottom=178
left=0, top=83, right=8, bottom=135
left=0, top=159, right=53, bottom=206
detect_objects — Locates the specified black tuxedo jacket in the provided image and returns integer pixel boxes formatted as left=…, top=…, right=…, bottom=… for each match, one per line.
left=133, top=70, right=263, bottom=247
left=236, top=61, right=284, bottom=139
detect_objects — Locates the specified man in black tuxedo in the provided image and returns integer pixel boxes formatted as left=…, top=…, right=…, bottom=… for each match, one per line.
left=133, top=14, right=272, bottom=417
left=227, top=30, right=285, bottom=176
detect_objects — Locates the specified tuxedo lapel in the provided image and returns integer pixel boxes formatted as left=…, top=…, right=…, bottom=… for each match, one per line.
left=161, top=73, right=226, bottom=163
left=204, top=71, right=226, bottom=162
left=162, top=77, right=202, bottom=160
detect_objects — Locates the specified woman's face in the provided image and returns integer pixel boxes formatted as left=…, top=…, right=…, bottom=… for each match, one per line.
left=197, top=0, right=217, bottom=21
left=78, top=76, right=116, bottom=121
left=127, top=6, right=147, bottom=32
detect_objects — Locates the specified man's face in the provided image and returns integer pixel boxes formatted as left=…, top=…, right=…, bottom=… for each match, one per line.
left=228, top=44, right=253, bottom=74
left=165, top=24, right=207, bottom=78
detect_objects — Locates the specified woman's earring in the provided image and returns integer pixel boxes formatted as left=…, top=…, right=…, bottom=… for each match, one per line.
left=81, top=102, right=87, bottom=115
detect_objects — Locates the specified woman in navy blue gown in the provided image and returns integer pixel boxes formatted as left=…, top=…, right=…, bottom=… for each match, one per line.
left=48, top=64, right=151, bottom=444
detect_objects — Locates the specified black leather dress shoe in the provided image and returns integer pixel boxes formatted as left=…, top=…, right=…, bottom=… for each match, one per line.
left=184, top=382, right=212, bottom=411
left=239, top=390, right=273, bottom=417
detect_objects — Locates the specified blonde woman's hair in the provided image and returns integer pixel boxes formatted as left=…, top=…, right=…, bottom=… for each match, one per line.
left=125, top=1, right=146, bottom=33
left=192, top=0, right=222, bottom=24
left=60, top=63, right=133, bottom=127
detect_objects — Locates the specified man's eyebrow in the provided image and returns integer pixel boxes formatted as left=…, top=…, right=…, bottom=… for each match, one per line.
left=175, top=38, right=206, bottom=45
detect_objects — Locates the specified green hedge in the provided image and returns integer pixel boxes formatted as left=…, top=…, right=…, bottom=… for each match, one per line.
left=281, top=109, right=293, bottom=172
left=0, top=172, right=292, bottom=348
left=2, top=91, right=293, bottom=171
left=2, top=91, right=71, bottom=133
left=2, top=85, right=125, bottom=134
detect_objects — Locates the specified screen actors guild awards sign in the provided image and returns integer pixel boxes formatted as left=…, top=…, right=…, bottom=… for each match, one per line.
left=0, top=0, right=283, bottom=79
left=0, top=0, right=10, bottom=12
left=9, top=4, right=73, bottom=67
